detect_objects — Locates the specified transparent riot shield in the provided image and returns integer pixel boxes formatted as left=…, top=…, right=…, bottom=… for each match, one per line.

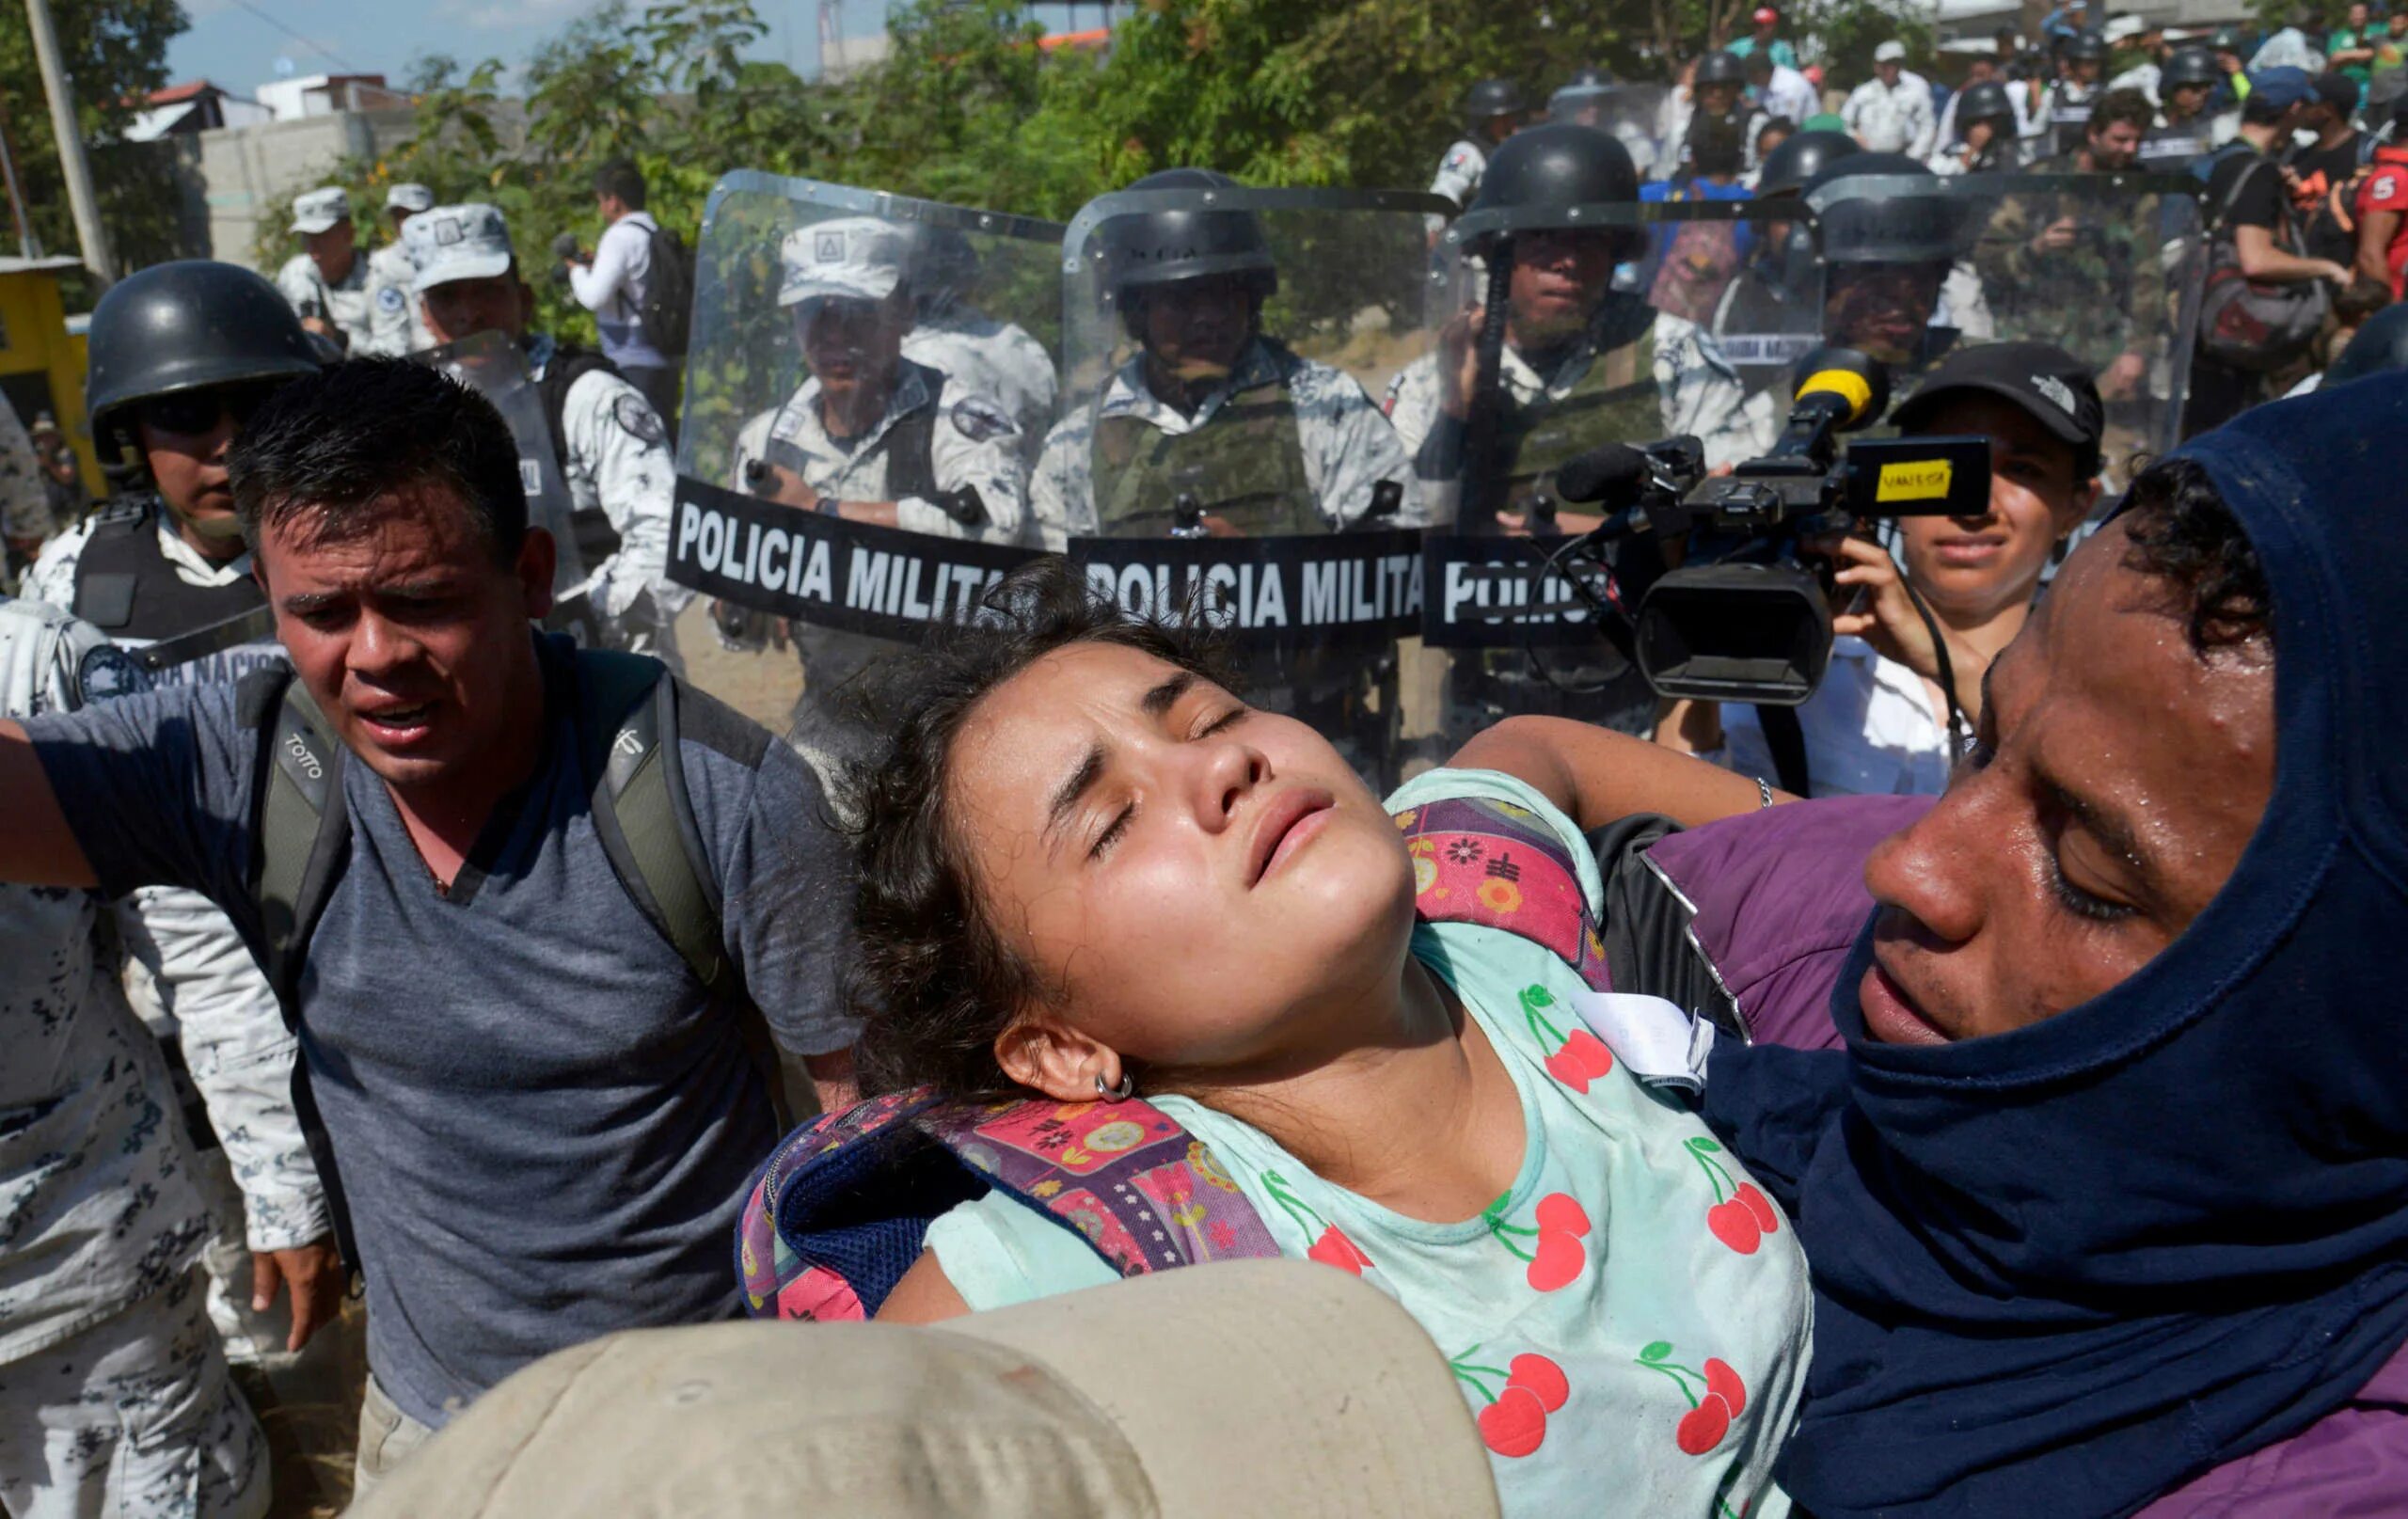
left=417, top=330, right=585, bottom=593
left=1952, top=172, right=2206, bottom=478
left=1416, top=198, right=1801, bottom=750
left=671, top=172, right=1064, bottom=754
left=1055, top=185, right=1446, bottom=786
left=1546, top=83, right=1675, bottom=184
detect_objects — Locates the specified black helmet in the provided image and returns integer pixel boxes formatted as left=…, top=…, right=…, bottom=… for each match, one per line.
left=2162, top=47, right=2221, bottom=88
left=1464, top=124, right=1642, bottom=256
left=2325, top=304, right=2408, bottom=385
left=1687, top=109, right=1750, bottom=175
left=85, top=260, right=319, bottom=453
left=1954, top=79, right=2019, bottom=134
left=1465, top=78, right=1529, bottom=123
left=1099, top=168, right=1278, bottom=300
left=1694, top=50, right=1750, bottom=87
left=2065, top=30, right=2108, bottom=61
left=1757, top=129, right=1861, bottom=198
left=1803, top=153, right=1972, bottom=264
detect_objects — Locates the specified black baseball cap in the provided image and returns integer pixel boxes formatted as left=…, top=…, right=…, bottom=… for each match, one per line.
left=1891, top=340, right=2105, bottom=477
left=2313, top=71, right=2361, bottom=116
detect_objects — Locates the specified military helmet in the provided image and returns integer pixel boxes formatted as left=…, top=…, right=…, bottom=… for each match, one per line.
left=1802, top=152, right=1972, bottom=264
left=1464, top=77, right=1529, bottom=124
left=85, top=260, right=319, bottom=453
left=2161, top=47, right=2222, bottom=89
left=1694, top=50, right=1750, bottom=87
left=1463, top=123, right=1642, bottom=256
left=1756, top=129, right=1861, bottom=198
left=1099, top=167, right=1278, bottom=300
left=2064, top=30, right=2108, bottom=61
left=1954, top=79, right=2019, bottom=134
left=2325, top=304, right=2408, bottom=386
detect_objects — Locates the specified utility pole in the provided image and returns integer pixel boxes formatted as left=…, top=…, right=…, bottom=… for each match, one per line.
left=0, top=104, right=40, bottom=260
left=23, top=0, right=114, bottom=284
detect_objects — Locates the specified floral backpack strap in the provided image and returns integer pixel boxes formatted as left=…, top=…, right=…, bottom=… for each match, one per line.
left=918, top=1097, right=1281, bottom=1275
left=736, top=1090, right=1282, bottom=1323
left=1398, top=794, right=1612, bottom=993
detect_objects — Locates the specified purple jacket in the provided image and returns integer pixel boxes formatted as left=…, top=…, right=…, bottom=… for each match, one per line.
left=1645, top=795, right=2408, bottom=1515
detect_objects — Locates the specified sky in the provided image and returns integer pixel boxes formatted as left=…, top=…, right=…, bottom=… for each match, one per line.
left=163, top=0, right=1123, bottom=100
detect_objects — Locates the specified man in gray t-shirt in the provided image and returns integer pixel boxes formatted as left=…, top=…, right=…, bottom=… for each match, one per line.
left=0, top=358, right=857, bottom=1494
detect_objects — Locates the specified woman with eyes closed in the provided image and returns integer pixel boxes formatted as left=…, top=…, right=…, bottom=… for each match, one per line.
left=848, top=561, right=1814, bottom=1518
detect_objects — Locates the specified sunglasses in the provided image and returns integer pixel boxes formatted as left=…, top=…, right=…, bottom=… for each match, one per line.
left=137, top=380, right=290, bottom=439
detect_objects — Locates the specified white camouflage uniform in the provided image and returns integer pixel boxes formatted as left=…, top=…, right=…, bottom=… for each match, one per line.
left=274, top=251, right=381, bottom=356
left=366, top=239, right=433, bottom=355
left=1, top=392, right=52, bottom=568
left=1430, top=138, right=1490, bottom=210
left=24, top=517, right=331, bottom=1363
left=0, top=595, right=269, bottom=1519
left=1384, top=305, right=1777, bottom=493
left=902, top=305, right=1059, bottom=458
left=2111, top=60, right=2162, bottom=105
left=1843, top=72, right=1941, bottom=158
left=525, top=334, right=692, bottom=665
left=1032, top=339, right=1420, bottom=548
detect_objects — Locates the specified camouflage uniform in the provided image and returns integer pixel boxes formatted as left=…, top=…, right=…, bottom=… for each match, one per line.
left=1971, top=155, right=2168, bottom=378
left=731, top=356, right=1028, bottom=752
left=902, top=306, right=1059, bottom=463
left=1030, top=338, right=1420, bottom=547
left=0, top=595, right=268, bottom=1519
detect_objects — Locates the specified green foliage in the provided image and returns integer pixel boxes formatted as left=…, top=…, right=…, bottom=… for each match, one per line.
left=0, top=0, right=185, bottom=302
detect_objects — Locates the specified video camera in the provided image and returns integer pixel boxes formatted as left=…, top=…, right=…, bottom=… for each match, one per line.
left=1543, top=349, right=1992, bottom=705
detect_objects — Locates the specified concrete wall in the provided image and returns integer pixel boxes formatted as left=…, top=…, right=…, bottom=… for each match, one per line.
left=196, top=107, right=420, bottom=266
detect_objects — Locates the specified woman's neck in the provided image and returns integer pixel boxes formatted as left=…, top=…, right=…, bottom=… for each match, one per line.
left=1195, top=958, right=1527, bottom=1224
left=1934, top=590, right=2034, bottom=669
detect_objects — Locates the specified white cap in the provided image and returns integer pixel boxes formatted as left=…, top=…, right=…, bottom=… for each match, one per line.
left=291, top=186, right=351, bottom=235
left=1873, top=40, right=1907, bottom=63
left=344, top=1261, right=1501, bottom=1519
left=778, top=216, right=910, bottom=308
left=404, top=202, right=515, bottom=293
left=385, top=182, right=436, bottom=214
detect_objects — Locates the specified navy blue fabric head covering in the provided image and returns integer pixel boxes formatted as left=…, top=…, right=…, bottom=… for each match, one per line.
left=1704, top=372, right=2408, bottom=1516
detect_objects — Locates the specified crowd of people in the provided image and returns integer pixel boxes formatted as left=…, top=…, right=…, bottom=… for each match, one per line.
left=0, top=12, right=2403, bottom=1519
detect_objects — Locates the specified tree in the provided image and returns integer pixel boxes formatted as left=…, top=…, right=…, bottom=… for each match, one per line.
left=0, top=0, right=186, bottom=297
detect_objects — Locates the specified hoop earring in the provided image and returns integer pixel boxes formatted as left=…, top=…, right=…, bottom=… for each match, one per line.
left=1095, top=1070, right=1134, bottom=1101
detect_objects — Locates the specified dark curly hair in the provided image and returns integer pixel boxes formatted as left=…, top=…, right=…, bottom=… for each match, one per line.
left=841, top=558, right=1236, bottom=1101
left=2117, top=456, right=2273, bottom=654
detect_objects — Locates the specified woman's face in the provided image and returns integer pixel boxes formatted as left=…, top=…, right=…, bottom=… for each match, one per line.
left=947, top=641, right=1416, bottom=1086
left=1894, top=392, right=2093, bottom=625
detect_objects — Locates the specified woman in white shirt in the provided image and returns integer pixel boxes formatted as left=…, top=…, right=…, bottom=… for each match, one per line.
left=1655, top=340, right=2103, bottom=796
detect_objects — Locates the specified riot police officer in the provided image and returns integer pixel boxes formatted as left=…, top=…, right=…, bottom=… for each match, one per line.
left=2042, top=31, right=2110, bottom=155
left=1431, top=79, right=1531, bottom=213
left=276, top=186, right=382, bottom=356
left=21, top=261, right=338, bottom=1401
left=367, top=182, right=436, bottom=356
left=1679, top=51, right=1774, bottom=174
left=2140, top=47, right=2223, bottom=167
left=899, top=224, right=1059, bottom=460
left=1030, top=170, right=1417, bottom=540
left=1714, top=130, right=1861, bottom=396
left=404, top=203, right=691, bottom=666
left=1802, top=153, right=1980, bottom=381
left=1932, top=79, right=2025, bottom=174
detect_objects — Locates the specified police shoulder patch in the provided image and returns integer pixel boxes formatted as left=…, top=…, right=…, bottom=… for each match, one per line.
left=612, top=392, right=668, bottom=446
left=376, top=285, right=405, bottom=313
left=76, top=642, right=152, bottom=705
left=949, top=396, right=1017, bottom=443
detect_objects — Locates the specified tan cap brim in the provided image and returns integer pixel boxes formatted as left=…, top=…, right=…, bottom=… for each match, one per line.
left=946, top=1262, right=1499, bottom=1519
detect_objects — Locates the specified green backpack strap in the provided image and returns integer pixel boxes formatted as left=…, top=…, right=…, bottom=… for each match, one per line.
left=574, top=648, right=796, bottom=1127
left=246, top=667, right=352, bottom=1020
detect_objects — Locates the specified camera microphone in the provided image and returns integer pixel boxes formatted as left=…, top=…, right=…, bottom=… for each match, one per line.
left=1554, top=442, right=1653, bottom=505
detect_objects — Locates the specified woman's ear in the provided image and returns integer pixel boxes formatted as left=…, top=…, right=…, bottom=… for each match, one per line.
left=995, top=1014, right=1124, bottom=1104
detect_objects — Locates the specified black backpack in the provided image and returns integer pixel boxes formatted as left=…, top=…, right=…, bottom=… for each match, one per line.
left=638, top=222, right=693, bottom=359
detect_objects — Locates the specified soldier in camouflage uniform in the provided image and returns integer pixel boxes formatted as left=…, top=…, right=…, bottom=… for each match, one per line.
left=900, top=224, right=1059, bottom=463
left=1973, top=88, right=2164, bottom=403
left=1033, top=168, right=1422, bottom=781
left=730, top=215, right=1030, bottom=753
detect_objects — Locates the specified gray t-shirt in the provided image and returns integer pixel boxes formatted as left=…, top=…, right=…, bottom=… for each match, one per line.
left=24, top=635, right=856, bottom=1427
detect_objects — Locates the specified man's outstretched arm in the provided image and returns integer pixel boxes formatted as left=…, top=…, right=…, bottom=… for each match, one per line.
left=0, top=720, right=96, bottom=887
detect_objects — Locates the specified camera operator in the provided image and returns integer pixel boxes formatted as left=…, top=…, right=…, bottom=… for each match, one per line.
left=1654, top=341, right=2102, bottom=796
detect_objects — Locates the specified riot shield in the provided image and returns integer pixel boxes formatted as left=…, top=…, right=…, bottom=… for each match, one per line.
left=1054, top=185, right=1445, bottom=785
left=1546, top=83, right=1675, bottom=184
left=1415, top=198, right=1801, bottom=748
left=416, top=329, right=585, bottom=593
left=670, top=172, right=1064, bottom=753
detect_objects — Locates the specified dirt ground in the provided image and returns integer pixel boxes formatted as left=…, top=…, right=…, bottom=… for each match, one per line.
left=243, top=1295, right=370, bottom=1518
left=674, top=599, right=805, bottom=735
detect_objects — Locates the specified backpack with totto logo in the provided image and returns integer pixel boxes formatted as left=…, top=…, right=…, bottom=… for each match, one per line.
left=639, top=223, right=693, bottom=359
left=735, top=792, right=1630, bottom=1320
left=2196, top=145, right=2331, bottom=372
